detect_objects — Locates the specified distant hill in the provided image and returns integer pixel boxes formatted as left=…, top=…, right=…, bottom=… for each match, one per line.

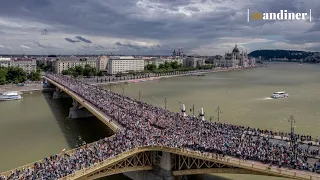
left=249, top=50, right=317, bottom=60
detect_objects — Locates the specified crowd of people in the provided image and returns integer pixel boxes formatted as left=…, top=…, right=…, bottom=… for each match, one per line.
left=1, top=74, right=320, bottom=180
left=82, top=69, right=212, bottom=84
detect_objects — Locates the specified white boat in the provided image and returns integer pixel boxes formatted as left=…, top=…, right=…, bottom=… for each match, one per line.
left=271, top=91, right=289, bottom=99
left=0, top=91, right=23, bottom=101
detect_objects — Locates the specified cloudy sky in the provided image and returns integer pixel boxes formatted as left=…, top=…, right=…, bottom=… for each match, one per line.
left=0, top=0, right=319, bottom=55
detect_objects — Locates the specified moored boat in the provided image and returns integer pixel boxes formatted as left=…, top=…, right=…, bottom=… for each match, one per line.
left=0, top=91, right=23, bottom=101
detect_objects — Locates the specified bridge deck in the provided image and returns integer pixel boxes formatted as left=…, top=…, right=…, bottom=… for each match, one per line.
left=45, top=77, right=120, bottom=133
left=1, top=76, right=320, bottom=180
left=61, top=146, right=320, bottom=180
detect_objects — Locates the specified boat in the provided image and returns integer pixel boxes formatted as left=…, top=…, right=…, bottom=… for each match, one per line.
left=196, top=74, right=205, bottom=76
left=0, top=91, right=23, bottom=101
left=271, top=91, right=289, bottom=99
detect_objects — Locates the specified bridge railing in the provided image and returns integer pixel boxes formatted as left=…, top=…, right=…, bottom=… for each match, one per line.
left=60, top=145, right=320, bottom=180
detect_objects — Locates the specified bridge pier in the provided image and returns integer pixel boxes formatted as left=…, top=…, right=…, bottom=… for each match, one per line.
left=68, top=99, right=94, bottom=119
left=124, top=151, right=174, bottom=180
left=53, top=87, right=70, bottom=99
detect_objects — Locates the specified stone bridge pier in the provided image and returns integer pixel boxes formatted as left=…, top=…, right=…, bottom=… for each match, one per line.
left=52, top=86, right=94, bottom=119
left=68, top=98, right=94, bottom=119
left=53, top=87, right=70, bottom=99
left=124, top=151, right=174, bottom=180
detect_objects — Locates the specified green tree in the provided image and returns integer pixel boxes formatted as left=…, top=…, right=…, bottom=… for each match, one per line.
left=170, top=61, right=179, bottom=69
left=145, top=64, right=157, bottom=71
left=5, top=67, right=27, bottom=84
left=75, top=66, right=84, bottom=75
left=61, top=69, right=70, bottom=75
left=83, top=64, right=95, bottom=77
left=164, top=61, right=171, bottom=69
left=28, top=71, right=41, bottom=81
left=97, top=70, right=103, bottom=76
left=0, top=68, right=7, bottom=85
left=158, top=64, right=165, bottom=69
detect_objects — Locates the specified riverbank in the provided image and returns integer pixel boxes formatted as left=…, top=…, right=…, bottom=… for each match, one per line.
left=94, top=66, right=257, bottom=86
left=0, top=84, right=55, bottom=94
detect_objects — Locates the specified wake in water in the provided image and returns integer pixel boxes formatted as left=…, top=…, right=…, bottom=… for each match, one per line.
left=256, top=97, right=274, bottom=101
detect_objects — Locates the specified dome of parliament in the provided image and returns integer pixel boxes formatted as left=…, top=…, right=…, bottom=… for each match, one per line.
left=232, top=45, right=240, bottom=53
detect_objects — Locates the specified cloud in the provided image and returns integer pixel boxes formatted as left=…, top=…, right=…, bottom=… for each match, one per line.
left=0, top=44, right=4, bottom=48
left=21, top=45, right=31, bottom=49
left=33, top=41, right=62, bottom=49
left=0, top=0, right=319, bottom=55
left=65, top=38, right=80, bottom=43
left=75, top=36, right=92, bottom=43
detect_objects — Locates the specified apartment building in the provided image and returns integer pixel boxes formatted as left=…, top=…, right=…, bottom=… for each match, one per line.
left=0, top=57, right=12, bottom=68
left=52, top=56, right=96, bottom=74
left=96, top=56, right=109, bottom=71
left=145, top=56, right=183, bottom=67
left=12, top=58, right=37, bottom=73
left=0, top=57, right=37, bottom=73
left=107, top=56, right=144, bottom=74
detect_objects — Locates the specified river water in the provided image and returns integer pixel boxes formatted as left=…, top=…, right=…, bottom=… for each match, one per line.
left=0, top=63, right=319, bottom=180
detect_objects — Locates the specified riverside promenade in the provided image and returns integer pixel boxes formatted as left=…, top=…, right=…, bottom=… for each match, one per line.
left=84, top=67, right=255, bottom=85
left=1, top=74, right=320, bottom=180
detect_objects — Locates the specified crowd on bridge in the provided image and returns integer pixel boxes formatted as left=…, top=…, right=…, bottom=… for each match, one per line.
left=1, top=74, right=320, bottom=180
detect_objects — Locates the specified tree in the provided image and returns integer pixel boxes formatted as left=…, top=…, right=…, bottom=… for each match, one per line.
left=170, top=61, right=179, bottom=69
left=158, top=64, right=165, bottom=69
left=75, top=66, right=84, bottom=74
left=0, top=68, right=7, bottom=85
left=145, top=64, right=157, bottom=71
left=97, top=70, right=103, bottom=76
left=61, top=69, right=70, bottom=75
left=28, top=71, right=41, bottom=81
left=5, top=67, right=27, bottom=84
left=83, top=64, right=95, bottom=77
left=164, top=61, right=171, bottom=69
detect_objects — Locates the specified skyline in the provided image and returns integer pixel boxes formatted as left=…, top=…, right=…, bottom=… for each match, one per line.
left=0, top=0, right=319, bottom=55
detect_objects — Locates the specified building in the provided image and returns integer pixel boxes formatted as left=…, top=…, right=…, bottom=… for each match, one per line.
left=12, top=58, right=37, bottom=73
left=206, top=45, right=255, bottom=68
left=107, top=56, right=144, bottom=75
left=145, top=57, right=183, bottom=68
left=183, top=56, right=205, bottom=68
left=96, top=56, right=109, bottom=72
left=0, top=58, right=12, bottom=68
left=0, top=57, right=37, bottom=73
left=52, top=56, right=97, bottom=74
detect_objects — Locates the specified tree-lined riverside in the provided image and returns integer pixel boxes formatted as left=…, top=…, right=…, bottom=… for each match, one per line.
left=0, top=63, right=319, bottom=180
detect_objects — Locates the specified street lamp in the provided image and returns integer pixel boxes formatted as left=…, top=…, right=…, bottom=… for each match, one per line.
left=164, top=97, right=167, bottom=110
left=209, top=116, right=214, bottom=123
left=122, top=86, right=124, bottom=95
left=288, top=115, right=295, bottom=147
left=216, top=106, right=222, bottom=122
left=138, top=89, right=141, bottom=101
left=288, top=115, right=297, bottom=162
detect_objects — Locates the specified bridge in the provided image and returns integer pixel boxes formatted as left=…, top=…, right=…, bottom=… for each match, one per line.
left=1, top=74, right=320, bottom=180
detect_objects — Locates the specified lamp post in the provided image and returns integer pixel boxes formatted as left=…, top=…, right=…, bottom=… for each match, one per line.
left=288, top=115, right=295, bottom=148
left=216, top=106, right=222, bottom=122
left=288, top=115, right=297, bottom=162
left=122, top=86, right=124, bottom=95
left=164, top=97, right=167, bottom=110
left=138, top=89, right=141, bottom=101
left=192, top=104, right=195, bottom=117
left=209, top=116, right=214, bottom=123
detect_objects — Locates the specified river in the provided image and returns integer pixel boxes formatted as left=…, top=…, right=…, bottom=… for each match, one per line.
left=0, top=62, right=319, bottom=180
